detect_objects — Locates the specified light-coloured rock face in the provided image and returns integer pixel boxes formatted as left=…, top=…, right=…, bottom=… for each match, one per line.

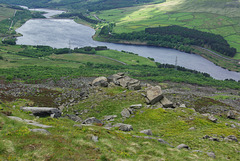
left=92, top=76, right=108, bottom=87
left=145, top=86, right=163, bottom=105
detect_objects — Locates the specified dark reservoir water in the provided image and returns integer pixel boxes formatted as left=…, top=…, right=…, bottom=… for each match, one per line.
left=16, top=9, right=240, bottom=81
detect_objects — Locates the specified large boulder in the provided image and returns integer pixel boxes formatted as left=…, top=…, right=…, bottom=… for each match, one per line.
left=21, top=107, right=61, bottom=118
left=92, top=77, right=108, bottom=87
left=82, top=117, right=103, bottom=125
left=145, top=86, right=163, bottom=105
left=160, top=97, right=173, bottom=108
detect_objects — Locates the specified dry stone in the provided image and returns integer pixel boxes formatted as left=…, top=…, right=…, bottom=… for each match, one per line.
left=92, top=77, right=108, bottom=87
left=227, top=110, right=236, bottom=119
left=208, top=115, right=218, bottom=123
left=121, top=108, right=131, bottom=118
left=82, top=117, right=102, bottom=125
left=145, top=86, right=163, bottom=105
left=177, top=144, right=190, bottom=150
left=160, top=96, right=173, bottom=108
left=140, top=129, right=153, bottom=136
left=21, top=107, right=61, bottom=118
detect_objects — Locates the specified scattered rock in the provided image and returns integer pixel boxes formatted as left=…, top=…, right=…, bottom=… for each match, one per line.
left=189, top=127, right=196, bottom=130
left=114, top=123, right=133, bottom=131
left=92, top=77, right=108, bottom=87
left=202, top=113, right=211, bottom=117
left=103, top=115, right=117, bottom=121
left=66, top=114, right=82, bottom=122
left=140, top=129, right=152, bottom=136
left=145, top=86, right=163, bottom=105
left=30, top=129, right=51, bottom=135
left=158, top=139, right=171, bottom=146
left=207, top=152, right=216, bottom=158
left=21, top=107, right=61, bottom=118
left=209, top=138, right=220, bottom=142
left=225, top=135, right=238, bottom=142
left=92, top=135, right=99, bottom=142
left=231, top=124, right=236, bottom=128
left=121, top=108, right=131, bottom=118
left=208, top=115, right=218, bottom=123
left=160, top=96, right=173, bottom=108
left=179, top=104, right=186, bottom=108
left=177, top=144, right=190, bottom=150
left=203, top=135, right=211, bottom=139
left=82, top=117, right=103, bottom=125
left=227, top=110, right=236, bottom=119
left=130, top=104, right=142, bottom=109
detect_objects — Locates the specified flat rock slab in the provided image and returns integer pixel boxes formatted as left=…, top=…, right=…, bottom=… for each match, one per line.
left=21, top=107, right=61, bottom=118
left=8, top=116, right=53, bottom=128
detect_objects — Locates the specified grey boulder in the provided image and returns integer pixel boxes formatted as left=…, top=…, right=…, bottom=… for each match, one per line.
left=21, top=107, right=61, bottom=118
left=140, top=129, right=153, bottom=136
left=92, top=77, right=108, bottom=87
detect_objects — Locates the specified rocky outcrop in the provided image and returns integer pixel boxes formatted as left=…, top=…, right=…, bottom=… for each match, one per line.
left=21, top=107, right=61, bottom=118
left=92, top=77, right=108, bottom=87
left=107, top=73, right=141, bottom=90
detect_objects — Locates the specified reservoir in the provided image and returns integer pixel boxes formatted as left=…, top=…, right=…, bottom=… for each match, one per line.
left=16, top=9, right=240, bottom=81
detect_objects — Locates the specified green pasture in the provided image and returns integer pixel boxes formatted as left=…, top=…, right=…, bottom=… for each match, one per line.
left=0, top=5, right=15, bottom=21
left=48, top=53, right=123, bottom=66
left=94, top=0, right=240, bottom=59
left=96, top=50, right=156, bottom=66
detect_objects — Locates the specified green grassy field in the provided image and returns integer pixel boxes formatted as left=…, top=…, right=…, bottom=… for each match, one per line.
left=0, top=5, right=15, bottom=21
left=96, top=50, right=156, bottom=66
left=94, top=0, right=240, bottom=59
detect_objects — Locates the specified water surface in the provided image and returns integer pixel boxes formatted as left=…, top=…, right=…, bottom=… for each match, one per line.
left=16, top=10, right=240, bottom=81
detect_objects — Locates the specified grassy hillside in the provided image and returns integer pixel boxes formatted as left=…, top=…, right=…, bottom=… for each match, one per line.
left=0, top=81, right=239, bottom=160
left=94, top=0, right=240, bottom=59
